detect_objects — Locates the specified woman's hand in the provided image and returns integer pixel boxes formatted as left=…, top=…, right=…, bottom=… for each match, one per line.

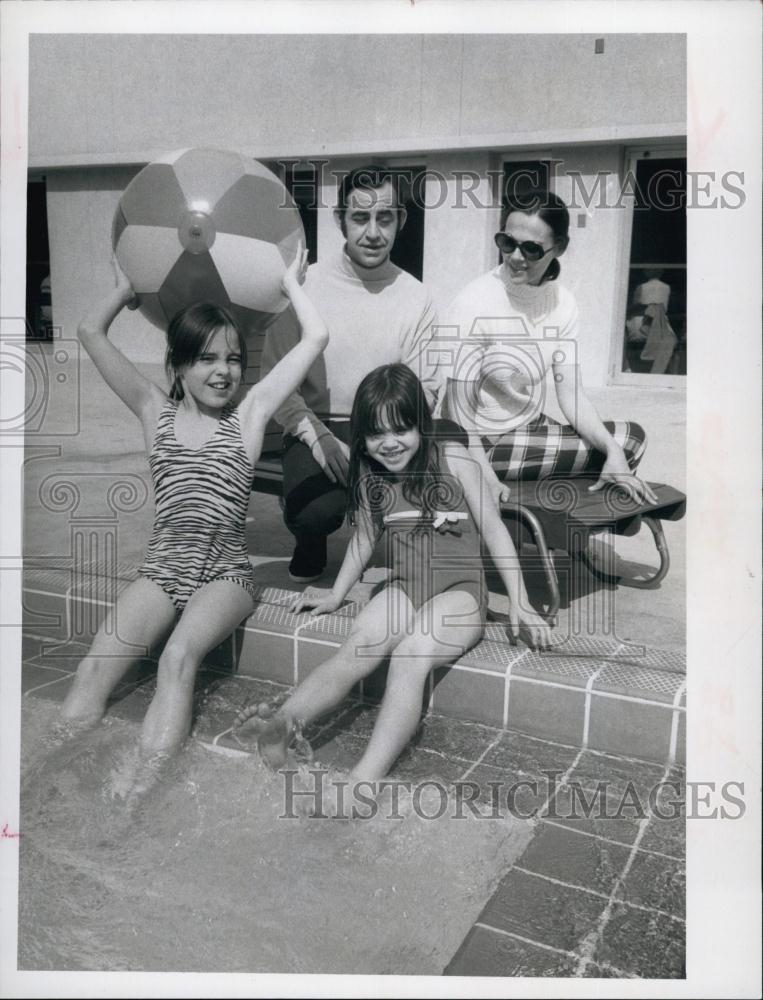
left=484, top=463, right=511, bottom=507
left=289, top=589, right=343, bottom=617
left=590, top=449, right=659, bottom=505
left=110, top=255, right=139, bottom=310
left=281, top=241, right=309, bottom=297
left=507, top=606, right=553, bottom=651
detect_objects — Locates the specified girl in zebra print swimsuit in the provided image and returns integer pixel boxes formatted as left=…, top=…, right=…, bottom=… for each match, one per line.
left=62, top=246, right=328, bottom=774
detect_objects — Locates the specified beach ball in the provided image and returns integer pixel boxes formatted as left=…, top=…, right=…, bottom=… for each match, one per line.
left=112, top=147, right=304, bottom=335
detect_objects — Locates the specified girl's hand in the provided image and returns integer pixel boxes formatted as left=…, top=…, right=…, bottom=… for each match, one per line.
left=590, top=449, right=658, bottom=505
left=289, top=589, right=343, bottom=617
left=507, top=606, right=553, bottom=651
left=281, top=241, right=309, bottom=297
left=111, top=255, right=139, bottom=310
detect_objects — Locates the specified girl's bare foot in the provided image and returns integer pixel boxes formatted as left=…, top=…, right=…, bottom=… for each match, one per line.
left=233, top=700, right=277, bottom=744
left=61, top=676, right=109, bottom=727
left=50, top=716, right=102, bottom=746
left=256, top=711, right=292, bottom=770
left=233, top=701, right=292, bottom=769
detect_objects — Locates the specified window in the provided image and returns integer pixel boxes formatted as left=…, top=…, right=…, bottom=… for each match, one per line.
left=389, top=164, right=425, bottom=281
left=275, top=161, right=319, bottom=264
left=26, top=178, right=52, bottom=341
left=618, top=152, right=686, bottom=379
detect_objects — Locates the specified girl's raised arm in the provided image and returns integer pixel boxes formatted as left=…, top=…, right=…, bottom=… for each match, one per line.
left=445, top=442, right=552, bottom=650
left=78, top=259, right=166, bottom=428
left=240, top=245, right=329, bottom=436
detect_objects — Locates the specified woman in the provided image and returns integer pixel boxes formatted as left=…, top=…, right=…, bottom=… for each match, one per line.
left=441, top=187, right=657, bottom=508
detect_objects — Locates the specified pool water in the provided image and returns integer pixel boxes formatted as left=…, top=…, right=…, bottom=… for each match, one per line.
left=18, top=699, right=531, bottom=974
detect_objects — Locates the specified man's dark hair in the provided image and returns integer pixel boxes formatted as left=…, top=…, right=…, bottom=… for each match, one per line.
left=336, top=164, right=411, bottom=218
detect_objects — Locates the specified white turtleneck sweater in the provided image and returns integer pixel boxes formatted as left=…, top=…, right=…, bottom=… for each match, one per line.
left=442, top=265, right=579, bottom=436
left=260, top=250, right=439, bottom=448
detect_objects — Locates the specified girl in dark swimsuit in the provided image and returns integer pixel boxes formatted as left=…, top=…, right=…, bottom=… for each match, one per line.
left=236, top=363, right=550, bottom=782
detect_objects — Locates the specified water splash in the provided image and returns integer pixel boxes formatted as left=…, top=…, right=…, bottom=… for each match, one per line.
left=19, top=698, right=532, bottom=973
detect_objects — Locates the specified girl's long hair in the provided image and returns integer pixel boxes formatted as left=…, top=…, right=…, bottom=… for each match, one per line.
left=347, top=364, right=446, bottom=534
left=165, top=302, right=246, bottom=400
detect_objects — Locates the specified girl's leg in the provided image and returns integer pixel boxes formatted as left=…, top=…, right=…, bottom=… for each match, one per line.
left=247, top=587, right=416, bottom=768
left=488, top=418, right=648, bottom=481
left=61, top=577, right=176, bottom=724
left=351, top=591, right=484, bottom=782
left=139, top=580, right=254, bottom=755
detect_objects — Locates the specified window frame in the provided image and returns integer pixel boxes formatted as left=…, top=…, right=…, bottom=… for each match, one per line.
left=264, top=159, right=321, bottom=265
left=610, top=145, right=688, bottom=388
left=497, top=153, right=559, bottom=267
left=378, top=156, right=430, bottom=282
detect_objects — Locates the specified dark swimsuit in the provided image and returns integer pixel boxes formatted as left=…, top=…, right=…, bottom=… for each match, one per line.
left=381, top=457, right=488, bottom=615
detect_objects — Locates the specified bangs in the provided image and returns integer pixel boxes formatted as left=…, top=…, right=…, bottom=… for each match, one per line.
left=365, top=400, right=417, bottom=437
left=200, top=323, right=245, bottom=361
left=168, top=303, right=245, bottom=369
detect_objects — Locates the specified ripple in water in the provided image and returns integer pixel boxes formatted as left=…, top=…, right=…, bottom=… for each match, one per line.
left=19, top=698, right=532, bottom=973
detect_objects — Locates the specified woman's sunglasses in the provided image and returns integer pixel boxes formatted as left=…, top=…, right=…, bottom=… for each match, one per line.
left=494, top=232, right=555, bottom=262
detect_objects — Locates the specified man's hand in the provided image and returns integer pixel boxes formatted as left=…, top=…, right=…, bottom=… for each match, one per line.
left=311, top=432, right=350, bottom=485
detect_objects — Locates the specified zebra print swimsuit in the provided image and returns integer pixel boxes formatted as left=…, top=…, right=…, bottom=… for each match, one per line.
left=138, top=399, right=257, bottom=613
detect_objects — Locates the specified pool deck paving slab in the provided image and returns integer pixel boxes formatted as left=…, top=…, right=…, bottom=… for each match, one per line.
left=21, top=658, right=686, bottom=980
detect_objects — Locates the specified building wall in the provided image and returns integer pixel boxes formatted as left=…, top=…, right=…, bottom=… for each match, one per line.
left=46, top=142, right=639, bottom=390
left=28, top=34, right=685, bottom=166
left=46, top=168, right=161, bottom=363
left=34, top=33, right=685, bottom=403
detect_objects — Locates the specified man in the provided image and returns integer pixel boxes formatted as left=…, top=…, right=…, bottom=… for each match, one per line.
left=260, top=165, right=441, bottom=581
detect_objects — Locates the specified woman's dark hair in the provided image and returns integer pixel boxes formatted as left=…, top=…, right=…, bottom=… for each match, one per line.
left=347, top=364, right=445, bottom=533
left=165, top=302, right=246, bottom=400
left=500, top=186, right=570, bottom=283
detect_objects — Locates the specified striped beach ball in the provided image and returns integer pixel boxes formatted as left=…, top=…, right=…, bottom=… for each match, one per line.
left=112, top=148, right=304, bottom=335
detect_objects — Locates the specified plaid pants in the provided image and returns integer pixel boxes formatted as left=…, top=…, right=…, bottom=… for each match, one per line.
left=485, top=415, right=647, bottom=481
